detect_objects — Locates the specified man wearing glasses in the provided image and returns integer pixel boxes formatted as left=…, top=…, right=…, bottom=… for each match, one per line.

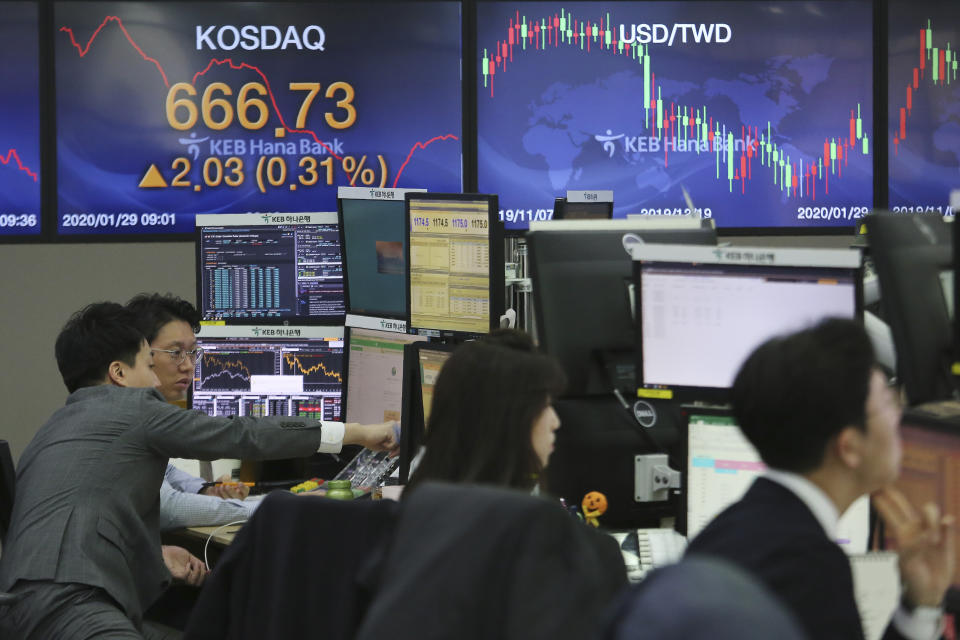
left=127, top=293, right=258, bottom=532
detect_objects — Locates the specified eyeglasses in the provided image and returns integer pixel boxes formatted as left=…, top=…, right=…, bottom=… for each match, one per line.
left=152, top=347, right=204, bottom=365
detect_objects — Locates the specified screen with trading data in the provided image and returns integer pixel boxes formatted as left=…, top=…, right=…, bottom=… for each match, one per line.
left=197, top=212, right=343, bottom=323
left=0, top=2, right=41, bottom=237
left=193, top=326, right=344, bottom=422
left=887, top=0, right=960, bottom=214
left=406, top=193, right=503, bottom=335
left=476, top=1, right=873, bottom=230
left=53, top=1, right=462, bottom=235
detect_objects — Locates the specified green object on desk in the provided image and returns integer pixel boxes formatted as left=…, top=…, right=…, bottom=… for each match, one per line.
left=325, top=479, right=354, bottom=500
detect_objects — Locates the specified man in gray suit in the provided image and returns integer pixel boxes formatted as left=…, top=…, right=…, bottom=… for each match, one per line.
left=0, top=302, right=398, bottom=639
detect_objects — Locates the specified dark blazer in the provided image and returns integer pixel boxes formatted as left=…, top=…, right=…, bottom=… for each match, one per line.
left=0, top=385, right=332, bottom=626
left=184, top=491, right=400, bottom=640
left=685, top=477, right=905, bottom=640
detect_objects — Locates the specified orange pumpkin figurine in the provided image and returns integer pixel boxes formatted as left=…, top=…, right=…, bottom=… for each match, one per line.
left=581, top=491, right=608, bottom=527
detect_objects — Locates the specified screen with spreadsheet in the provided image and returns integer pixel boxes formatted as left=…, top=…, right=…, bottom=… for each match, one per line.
left=196, top=212, right=343, bottom=323
left=407, top=193, right=503, bottom=335
left=686, top=411, right=869, bottom=552
left=344, top=327, right=427, bottom=424
left=192, top=326, right=344, bottom=422
left=636, top=246, right=860, bottom=397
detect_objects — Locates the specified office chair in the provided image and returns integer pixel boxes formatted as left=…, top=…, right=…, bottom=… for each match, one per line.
left=601, top=556, right=807, bottom=640
left=0, top=440, right=14, bottom=545
left=356, top=483, right=628, bottom=640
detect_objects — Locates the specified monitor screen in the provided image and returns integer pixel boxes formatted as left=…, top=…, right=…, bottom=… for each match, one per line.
left=398, top=342, right=455, bottom=483
left=887, top=0, right=960, bottom=214
left=196, top=212, right=344, bottom=323
left=192, top=325, right=345, bottom=422
left=0, top=1, right=41, bottom=237
left=476, top=0, right=874, bottom=230
left=528, top=222, right=717, bottom=396
left=343, top=326, right=427, bottom=424
left=553, top=198, right=614, bottom=220
left=53, top=1, right=462, bottom=236
left=685, top=408, right=869, bottom=552
left=406, top=193, right=504, bottom=335
left=418, top=346, right=453, bottom=428
left=635, top=245, right=860, bottom=399
left=339, top=187, right=425, bottom=319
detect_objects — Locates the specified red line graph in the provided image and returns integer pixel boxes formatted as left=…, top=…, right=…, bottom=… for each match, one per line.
left=59, top=16, right=456, bottom=185
left=1, top=149, right=38, bottom=182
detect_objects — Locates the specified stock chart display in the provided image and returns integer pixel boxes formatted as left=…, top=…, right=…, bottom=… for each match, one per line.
left=888, top=0, right=960, bottom=214
left=194, top=329, right=344, bottom=421
left=0, top=2, right=41, bottom=237
left=54, top=1, right=462, bottom=235
left=476, top=1, right=873, bottom=229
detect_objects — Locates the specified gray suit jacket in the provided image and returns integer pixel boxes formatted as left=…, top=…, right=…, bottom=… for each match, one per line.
left=0, top=385, right=332, bottom=626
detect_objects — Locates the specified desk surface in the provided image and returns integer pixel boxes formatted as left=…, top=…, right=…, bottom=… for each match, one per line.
left=181, top=523, right=243, bottom=546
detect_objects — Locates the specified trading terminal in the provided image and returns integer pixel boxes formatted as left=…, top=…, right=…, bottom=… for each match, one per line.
left=1, top=0, right=959, bottom=637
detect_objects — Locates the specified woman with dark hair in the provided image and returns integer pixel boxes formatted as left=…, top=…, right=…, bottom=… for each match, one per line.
left=406, top=329, right=566, bottom=493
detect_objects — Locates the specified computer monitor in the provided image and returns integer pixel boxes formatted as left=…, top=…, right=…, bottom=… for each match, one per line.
left=553, top=197, right=613, bottom=220
left=338, top=187, right=426, bottom=320
left=196, top=212, right=344, bottom=324
left=632, top=244, right=862, bottom=403
left=527, top=221, right=718, bottom=397
left=682, top=405, right=869, bottom=551
left=406, top=193, right=505, bottom=336
left=343, top=326, right=427, bottom=425
left=397, top=342, right=456, bottom=483
left=865, top=213, right=954, bottom=404
left=192, top=325, right=345, bottom=422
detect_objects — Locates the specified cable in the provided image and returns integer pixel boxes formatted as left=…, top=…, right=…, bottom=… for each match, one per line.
left=203, top=519, right=248, bottom=571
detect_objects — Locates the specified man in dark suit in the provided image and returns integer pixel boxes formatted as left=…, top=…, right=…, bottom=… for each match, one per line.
left=0, top=302, right=398, bottom=639
left=686, top=318, right=954, bottom=640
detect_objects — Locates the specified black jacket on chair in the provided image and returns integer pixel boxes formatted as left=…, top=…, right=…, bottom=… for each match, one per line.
left=184, top=490, right=399, bottom=640
left=355, top=482, right=628, bottom=640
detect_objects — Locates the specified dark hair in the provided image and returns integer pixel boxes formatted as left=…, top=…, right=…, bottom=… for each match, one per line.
left=126, top=293, right=201, bottom=343
left=55, top=302, right=146, bottom=393
left=407, top=329, right=566, bottom=492
left=731, top=318, right=876, bottom=473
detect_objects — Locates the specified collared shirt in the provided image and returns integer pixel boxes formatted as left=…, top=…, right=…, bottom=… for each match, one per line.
left=764, top=470, right=942, bottom=640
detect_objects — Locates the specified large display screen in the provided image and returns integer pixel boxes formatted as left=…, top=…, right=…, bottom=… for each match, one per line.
left=54, top=1, right=462, bottom=235
left=887, top=0, right=960, bottom=214
left=477, top=1, right=873, bottom=230
left=0, top=2, right=41, bottom=237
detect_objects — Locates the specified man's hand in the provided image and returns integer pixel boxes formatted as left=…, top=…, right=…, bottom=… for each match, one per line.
left=201, top=473, right=249, bottom=500
left=161, top=545, right=208, bottom=587
left=874, top=487, right=955, bottom=608
left=344, top=421, right=400, bottom=454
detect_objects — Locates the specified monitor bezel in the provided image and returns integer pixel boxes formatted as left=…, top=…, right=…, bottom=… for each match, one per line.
left=337, top=187, right=426, bottom=321
left=194, top=212, right=345, bottom=326
left=553, top=197, right=614, bottom=221
left=404, top=192, right=505, bottom=338
left=633, top=244, right=864, bottom=404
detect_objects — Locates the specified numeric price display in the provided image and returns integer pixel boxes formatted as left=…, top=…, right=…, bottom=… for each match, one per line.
left=55, top=1, right=462, bottom=235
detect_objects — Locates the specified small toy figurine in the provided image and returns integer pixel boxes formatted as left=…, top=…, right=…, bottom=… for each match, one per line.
left=581, top=491, right=608, bottom=527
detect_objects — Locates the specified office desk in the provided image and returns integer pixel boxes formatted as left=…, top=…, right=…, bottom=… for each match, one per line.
left=182, top=523, right=243, bottom=546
